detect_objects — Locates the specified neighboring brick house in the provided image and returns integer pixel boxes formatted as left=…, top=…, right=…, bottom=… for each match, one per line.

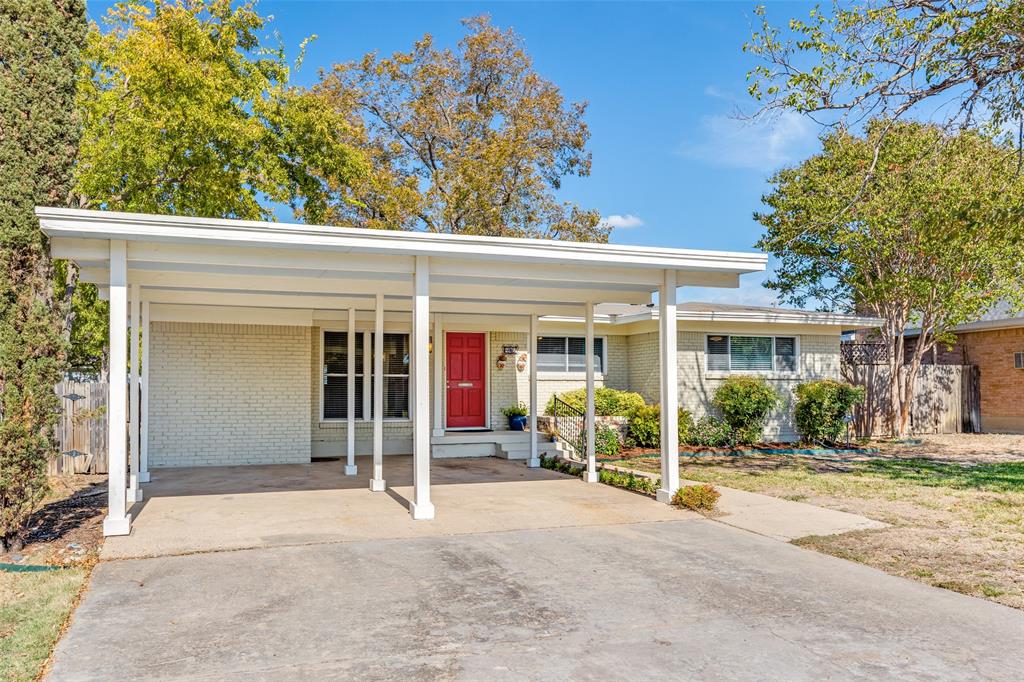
left=905, top=308, right=1024, bottom=433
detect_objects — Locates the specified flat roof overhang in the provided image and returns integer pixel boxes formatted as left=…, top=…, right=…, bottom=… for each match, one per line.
left=38, top=207, right=768, bottom=315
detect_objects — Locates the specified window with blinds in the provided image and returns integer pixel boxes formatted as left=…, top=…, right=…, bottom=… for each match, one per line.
left=705, top=335, right=797, bottom=373
left=537, top=336, right=605, bottom=372
left=323, top=331, right=365, bottom=419
left=323, top=331, right=410, bottom=420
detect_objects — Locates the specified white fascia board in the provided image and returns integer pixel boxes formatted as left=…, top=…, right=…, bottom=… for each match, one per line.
left=545, top=309, right=883, bottom=328
left=36, top=207, right=767, bottom=274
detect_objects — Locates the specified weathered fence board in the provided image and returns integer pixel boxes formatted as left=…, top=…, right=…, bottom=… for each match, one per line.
left=842, top=364, right=980, bottom=437
left=52, top=380, right=110, bottom=475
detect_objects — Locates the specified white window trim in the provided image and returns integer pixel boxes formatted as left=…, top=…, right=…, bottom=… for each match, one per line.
left=704, top=333, right=800, bottom=379
left=536, top=335, right=608, bottom=378
left=320, top=327, right=411, bottom=424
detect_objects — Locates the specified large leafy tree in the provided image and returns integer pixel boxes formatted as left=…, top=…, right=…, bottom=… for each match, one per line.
left=746, top=1, right=1024, bottom=136
left=68, top=0, right=365, bottom=372
left=315, top=16, right=606, bottom=241
left=0, top=0, right=86, bottom=550
left=756, top=120, right=1024, bottom=436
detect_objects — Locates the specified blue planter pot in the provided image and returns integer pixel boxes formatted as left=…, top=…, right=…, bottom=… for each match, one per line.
left=508, top=415, right=528, bottom=431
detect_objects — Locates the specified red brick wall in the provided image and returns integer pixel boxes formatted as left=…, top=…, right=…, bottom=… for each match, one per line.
left=960, top=328, right=1024, bottom=432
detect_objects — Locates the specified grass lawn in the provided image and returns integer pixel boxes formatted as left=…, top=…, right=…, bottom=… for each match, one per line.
left=612, top=440, right=1024, bottom=609
left=0, top=475, right=104, bottom=681
left=0, top=567, right=89, bottom=681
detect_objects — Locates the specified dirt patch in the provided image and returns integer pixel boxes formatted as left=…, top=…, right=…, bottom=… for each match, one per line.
left=1, top=475, right=106, bottom=568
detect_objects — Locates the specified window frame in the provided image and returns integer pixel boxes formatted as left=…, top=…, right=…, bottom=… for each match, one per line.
left=704, top=333, right=800, bottom=375
left=320, top=327, right=411, bottom=423
left=535, top=335, right=608, bottom=377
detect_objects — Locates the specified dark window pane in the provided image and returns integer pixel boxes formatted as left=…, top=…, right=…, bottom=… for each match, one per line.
left=537, top=336, right=566, bottom=371
left=385, top=376, right=409, bottom=418
left=324, top=375, right=364, bottom=419
left=730, top=336, right=773, bottom=371
left=324, top=331, right=364, bottom=374
left=707, top=335, right=729, bottom=371
left=775, top=337, right=797, bottom=372
left=382, top=333, right=409, bottom=374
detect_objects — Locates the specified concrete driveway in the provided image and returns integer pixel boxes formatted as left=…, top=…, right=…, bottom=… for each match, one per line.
left=51, top=460, right=1024, bottom=681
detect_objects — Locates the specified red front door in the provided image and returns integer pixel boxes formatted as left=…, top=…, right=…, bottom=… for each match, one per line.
left=446, top=332, right=486, bottom=428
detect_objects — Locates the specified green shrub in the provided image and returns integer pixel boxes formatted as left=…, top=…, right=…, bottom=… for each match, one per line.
left=544, top=387, right=646, bottom=416
left=539, top=454, right=584, bottom=477
left=595, top=424, right=621, bottom=458
left=687, top=416, right=734, bottom=448
left=672, top=484, right=721, bottom=512
left=626, top=405, right=694, bottom=449
left=711, top=375, right=780, bottom=445
left=598, top=468, right=660, bottom=495
left=627, top=404, right=661, bottom=447
left=794, top=379, right=865, bottom=443
left=677, top=409, right=694, bottom=444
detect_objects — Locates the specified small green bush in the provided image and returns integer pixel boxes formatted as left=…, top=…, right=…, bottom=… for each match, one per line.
left=544, top=387, right=646, bottom=417
left=794, top=379, right=865, bottom=443
left=677, top=409, right=694, bottom=444
left=672, top=484, right=721, bottom=512
left=598, top=468, right=660, bottom=495
left=539, top=454, right=584, bottom=477
left=711, top=375, right=780, bottom=445
left=595, top=424, right=621, bottom=458
left=627, top=404, right=662, bottom=447
left=687, top=416, right=734, bottom=448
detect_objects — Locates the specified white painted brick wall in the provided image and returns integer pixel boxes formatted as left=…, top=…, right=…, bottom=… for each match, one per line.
left=626, top=331, right=841, bottom=440
left=488, top=332, right=630, bottom=424
left=149, top=322, right=311, bottom=467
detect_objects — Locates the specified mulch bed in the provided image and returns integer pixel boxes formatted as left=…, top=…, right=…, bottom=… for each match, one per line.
left=1, top=476, right=106, bottom=568
left=604, top=443, right=877, bottom=462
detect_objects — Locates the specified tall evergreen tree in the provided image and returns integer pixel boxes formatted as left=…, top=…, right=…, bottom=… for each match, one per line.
left=0, top=0, right=86, bottom=550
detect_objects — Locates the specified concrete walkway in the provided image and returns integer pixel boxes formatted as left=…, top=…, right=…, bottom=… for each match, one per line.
left=51, top=517, right=1024, bottom=681
left=685, top=478, right=887, bottom=541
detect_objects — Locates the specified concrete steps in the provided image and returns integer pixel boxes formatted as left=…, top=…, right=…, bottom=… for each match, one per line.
left=431, top=430, right=562, bottom=460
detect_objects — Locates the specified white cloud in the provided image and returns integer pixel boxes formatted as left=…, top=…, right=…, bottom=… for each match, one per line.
left=679, top=107, right=820, bottom=173
left=601, top=214, right=644, bottom=230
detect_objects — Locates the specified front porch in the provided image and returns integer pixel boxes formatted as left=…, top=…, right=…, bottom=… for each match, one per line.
left=39, top=207, right=768, bottom=536
left=101, top=456, right=684, bottom=559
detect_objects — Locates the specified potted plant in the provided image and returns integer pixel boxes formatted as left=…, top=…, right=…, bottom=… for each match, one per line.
left=502, top=402, right=529, bottom=431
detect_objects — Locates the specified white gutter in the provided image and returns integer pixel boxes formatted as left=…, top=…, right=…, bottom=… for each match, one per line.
left=543, top=308, right=883, bottom=328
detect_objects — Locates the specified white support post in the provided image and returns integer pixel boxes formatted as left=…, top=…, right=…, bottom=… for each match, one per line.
left=527, top=313, right=540, bottom=468
left=584, top=302, right=598, bottom=483
left=139, top=299, right=151, bottom=483
left=362, top=330, right=371, bottom=425
left=370, top=293, right=386, bottom=492
left=127, top=283, right=142, bottom=503
left=104, top=240, right=131, bottom=536
left=432, top=314, right=444, bottom=437
left=410, top=256, right=434, bottom=520
left=657, top=270, right=680, bottom=503
left=345, top=307, right=357, bottom=475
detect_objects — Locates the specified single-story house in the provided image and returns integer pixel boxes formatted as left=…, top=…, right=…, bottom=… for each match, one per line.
left=905, top=304, right=1024, bottom=433
left=38, top=207, right=878, bottom=536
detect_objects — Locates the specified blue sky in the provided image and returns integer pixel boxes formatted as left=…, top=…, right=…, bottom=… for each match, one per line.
left=88, top=0, right=824, bottom=306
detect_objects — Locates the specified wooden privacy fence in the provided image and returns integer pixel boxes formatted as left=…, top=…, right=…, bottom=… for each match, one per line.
left=52, top=380, right=110, bottom=475
left=841, top=364, right=981, bottom=437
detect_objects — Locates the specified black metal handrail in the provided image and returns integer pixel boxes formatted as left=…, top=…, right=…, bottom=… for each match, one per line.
left=552, top=395, right=586, bottom=461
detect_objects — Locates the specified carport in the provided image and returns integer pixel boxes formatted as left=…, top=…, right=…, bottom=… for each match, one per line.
left=37, top=206, right=767, bottom=536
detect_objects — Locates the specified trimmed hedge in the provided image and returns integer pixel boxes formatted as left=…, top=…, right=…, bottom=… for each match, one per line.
left=626, top=404, right=694, bottom=448
left=545, top=387, right=646, bottom=417
left=794, top=379, right=865, bottom=443
left=711, top=375, right=780, bottom=445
